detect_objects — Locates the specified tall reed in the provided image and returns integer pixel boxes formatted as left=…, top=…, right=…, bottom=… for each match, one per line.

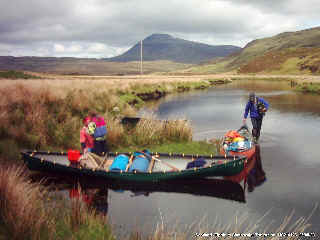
left=127, top=114, right=192, bottom=146
left=0, top=164, right=53, bottom=240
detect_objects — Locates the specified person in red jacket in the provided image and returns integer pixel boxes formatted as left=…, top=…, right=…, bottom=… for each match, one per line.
left=87, top=111, right=107, bottom=156
left=80, top=117, right=94, bottom=153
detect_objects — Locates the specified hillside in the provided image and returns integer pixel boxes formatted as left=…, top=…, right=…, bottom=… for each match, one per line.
left=182, top=26, right=320, bottom=75
left=0, top=57, right=192, bottom=75
left=105, top=34, right=241, bottom=64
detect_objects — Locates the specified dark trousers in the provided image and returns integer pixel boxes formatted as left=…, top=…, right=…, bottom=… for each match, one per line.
left=92, top=140, right=107, bottom=156
left=251, top=117, right=263, bottom=140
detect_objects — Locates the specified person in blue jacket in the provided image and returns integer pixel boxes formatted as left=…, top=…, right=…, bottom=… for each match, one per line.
left=243, top=92, right=269, bottom=142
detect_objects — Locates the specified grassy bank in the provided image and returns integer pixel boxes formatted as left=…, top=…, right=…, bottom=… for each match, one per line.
left=114, top=141, right=217, bottom=156
left=295, top=82, right=320, bottom=94
left=0, top=70, right=42, bottom=79
left=117, top=80, right=213, bottom=107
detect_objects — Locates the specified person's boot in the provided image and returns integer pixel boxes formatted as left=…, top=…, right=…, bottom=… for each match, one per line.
left=252, top=129, right=258, bottom=143
left=256, top=134, right=260, bottom=143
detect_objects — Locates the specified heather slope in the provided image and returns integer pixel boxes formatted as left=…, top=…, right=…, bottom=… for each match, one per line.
left=182, top=26, right=320, bottom=75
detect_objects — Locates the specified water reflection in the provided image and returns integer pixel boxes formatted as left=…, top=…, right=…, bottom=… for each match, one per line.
left=223, top=143, right=267, bottom=195
left=30, top=174, right=247, bottom=207
left=246, top=145, right=266, bottom=193
left=69, top=187, right=109, bottom=216
left=142, top=80, right=320, bottom=120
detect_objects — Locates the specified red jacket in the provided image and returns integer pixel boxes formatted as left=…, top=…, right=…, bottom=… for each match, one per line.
left=80, top=126, right=94, bottom=150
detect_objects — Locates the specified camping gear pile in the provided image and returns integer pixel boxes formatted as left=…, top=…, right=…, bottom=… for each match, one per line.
left=68, top=149, right=153, bottom=173
left=222, top=127, right=253, bottom=155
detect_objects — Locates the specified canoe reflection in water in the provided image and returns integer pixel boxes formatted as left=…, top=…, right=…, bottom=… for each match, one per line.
left=30, top=174, right=247, bottom=218
left=224, top=143, right=266, bottom=194
left=66, top=178, right=248, bottom=216
left=246, top=144, right=266, bottom=192
left=69, top=187, right=109, bottom=216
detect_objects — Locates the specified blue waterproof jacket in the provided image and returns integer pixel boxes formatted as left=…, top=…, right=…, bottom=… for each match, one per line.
left=244, top=97, right=269, bottom=119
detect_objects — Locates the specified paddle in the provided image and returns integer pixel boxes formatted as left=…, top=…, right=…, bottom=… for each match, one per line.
left=125, top=154, right=134, bottom=172
left=151, top=156, right=179, bottom=171
left=98, top=153, right=109, bottom=169
left=86, top=152, right=109, bottom=169
left=86, top=153, right=99, bottom=168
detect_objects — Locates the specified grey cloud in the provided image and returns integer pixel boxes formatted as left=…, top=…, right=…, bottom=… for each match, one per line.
left=0, top=0, right=319, bottom=57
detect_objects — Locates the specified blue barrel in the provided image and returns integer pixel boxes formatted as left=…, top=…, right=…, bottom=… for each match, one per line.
left=109, top=154, right=129, bottom=171
left=129, top=154, right=150, bottom=172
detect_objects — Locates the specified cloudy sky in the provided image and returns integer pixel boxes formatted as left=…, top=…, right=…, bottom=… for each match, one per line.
left=0, top=0, right=319, bottom=58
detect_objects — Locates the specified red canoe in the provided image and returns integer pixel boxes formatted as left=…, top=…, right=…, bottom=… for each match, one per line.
left=220, top=125, right=256, bottom=183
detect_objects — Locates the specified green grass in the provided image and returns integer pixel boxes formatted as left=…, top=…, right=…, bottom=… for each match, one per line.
left=295, top=82, right=320, bottom=94
left=118, top=81, right=213, bottom=107
left=114, top=141, right=217, bottom=156
left=0, top=70, right=41, bottom=79
left=182, top=58, right=234, bottom=74
left=119, top=93, right=144, bottom=107
left=272, top=57, right=306, bottom=75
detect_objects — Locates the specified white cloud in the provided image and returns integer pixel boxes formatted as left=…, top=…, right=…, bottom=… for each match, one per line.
left=88, top=43, right=107, bottom=53
left=54, top=44, right=65, bottom=53
left=68, top=44, right=82, bottom=53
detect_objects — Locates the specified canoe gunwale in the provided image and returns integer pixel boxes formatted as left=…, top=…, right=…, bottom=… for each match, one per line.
left=21, top=149, right=247, bottom=182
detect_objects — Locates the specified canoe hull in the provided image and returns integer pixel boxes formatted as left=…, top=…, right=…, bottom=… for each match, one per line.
left=21, top=150, right=246, bottom=183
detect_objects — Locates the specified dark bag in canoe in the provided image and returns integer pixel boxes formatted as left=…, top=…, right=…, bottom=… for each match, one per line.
left=186, top=157, right=207, bottom=169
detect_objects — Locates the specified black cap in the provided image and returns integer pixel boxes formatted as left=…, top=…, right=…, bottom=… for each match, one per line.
left=249, top=92, right=255, bottom=101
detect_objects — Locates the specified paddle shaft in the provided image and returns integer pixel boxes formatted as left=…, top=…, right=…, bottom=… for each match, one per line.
left=125, top=154, right=134, bottom=172
left=87, top=153, right=99, bottom=168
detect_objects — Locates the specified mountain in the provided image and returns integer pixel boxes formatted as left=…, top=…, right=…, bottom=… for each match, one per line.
left=183, top=26, right=320, bottom=74
left=105, top=34, right=241, bottom=64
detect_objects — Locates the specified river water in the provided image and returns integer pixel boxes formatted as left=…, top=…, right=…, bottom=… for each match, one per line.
left=42, top=80, right=320, bottom=237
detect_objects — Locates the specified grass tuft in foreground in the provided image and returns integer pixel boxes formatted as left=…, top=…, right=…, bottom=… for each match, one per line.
left=0, top=164, right=52, bottom=240
left=126, top=208, right=316, bottom=240
left=0, top=164, right=115, bottom=240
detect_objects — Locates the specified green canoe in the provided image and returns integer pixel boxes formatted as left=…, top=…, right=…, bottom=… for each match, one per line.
left=21, top=150, right=246, bottom=183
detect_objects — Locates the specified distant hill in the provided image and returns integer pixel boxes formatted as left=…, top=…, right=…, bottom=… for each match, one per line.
left=0, top=56, right=192, bottom=75
left=183, top=26, right=320, bottom=75
left=105, top=34, right=241, bottom=64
